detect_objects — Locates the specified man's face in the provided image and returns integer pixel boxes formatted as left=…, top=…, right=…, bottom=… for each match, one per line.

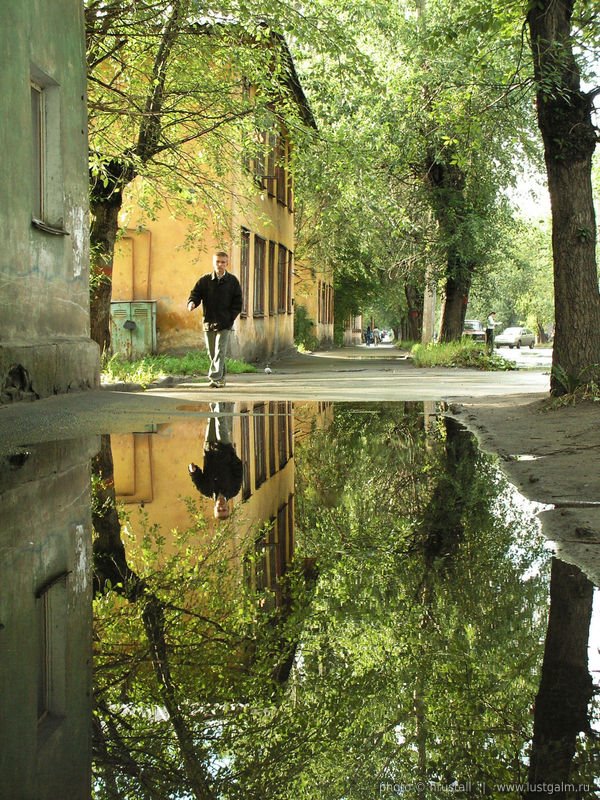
left=214, top=494, right=230, bottom=519
left=214, top=255, right=228, bottom=277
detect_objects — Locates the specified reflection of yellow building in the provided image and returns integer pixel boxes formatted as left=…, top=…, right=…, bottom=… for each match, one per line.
left=112, top=402, right=309, bottom=602
left=111, top=39, right=316, bottom=364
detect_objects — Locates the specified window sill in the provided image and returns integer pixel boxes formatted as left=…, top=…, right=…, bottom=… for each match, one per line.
left=32, top=218, right=69, bottom=236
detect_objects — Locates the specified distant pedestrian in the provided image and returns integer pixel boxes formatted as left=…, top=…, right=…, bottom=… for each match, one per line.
left=485, top=311, right=498, bottom=353
left=365, top=325, right=373, bottom=346
left=187, top=251, right=243, bottom=388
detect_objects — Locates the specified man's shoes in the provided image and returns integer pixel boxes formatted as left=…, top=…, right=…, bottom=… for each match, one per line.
left=209, top=380, right=225, bottom=388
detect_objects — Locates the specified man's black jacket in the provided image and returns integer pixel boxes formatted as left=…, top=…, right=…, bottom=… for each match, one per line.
left=188, top=271, right=243, bottom=331
left=189, top=443, right=243, bottom=499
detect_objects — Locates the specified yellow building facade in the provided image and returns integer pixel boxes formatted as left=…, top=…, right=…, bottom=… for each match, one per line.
left=112, top=42, right=316, bottom=364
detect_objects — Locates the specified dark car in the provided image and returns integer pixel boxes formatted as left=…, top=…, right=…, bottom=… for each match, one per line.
left=462, top=319, right=486, bottom=343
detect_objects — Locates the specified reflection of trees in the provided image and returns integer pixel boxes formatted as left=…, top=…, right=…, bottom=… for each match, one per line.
left=293, top=405, right=555, bottom=794
left=91, top=408, right=598, bottom=799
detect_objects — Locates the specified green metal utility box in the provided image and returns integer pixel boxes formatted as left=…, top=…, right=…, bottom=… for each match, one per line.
left=110, top=301, right=157, bottom=360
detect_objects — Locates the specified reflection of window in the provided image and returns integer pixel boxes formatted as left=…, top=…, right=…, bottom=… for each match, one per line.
left=36, top=572, right=68, bottom=730
left=253, top=403, right=266, bottom=487
left=268, top=400, right=276, bottom=476
left=240, top=409, right=251, bottom=499
left=268, top=241, right=276, bottom=316
left=240, top=229, right=250, bottom=317
left=277, top=245, right=287, bottom=313
left=287, top=401, right=294, bottom=458
left=253, top=236, right=265, bottom=316
left=278, top=401, right=288, bottom=468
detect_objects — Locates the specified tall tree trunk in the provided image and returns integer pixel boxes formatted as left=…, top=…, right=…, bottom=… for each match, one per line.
left=526, top=558, right=594, bottom=797
left=90, top=186, right=126, bottom=355
left=425, top=159, right=474, bottom=341
left=405, top=282, right=424, bottom=341
left=527, top=0, right=600, bottom=395
left=439, top=270, right=471, bottom=343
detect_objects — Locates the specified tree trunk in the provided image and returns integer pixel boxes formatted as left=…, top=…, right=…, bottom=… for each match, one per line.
left=425, top=159, right=474, bottom=342
left=527, top=0, right=600, bottom=395
left=90, top=180, right=127, bottom=355
left=526, top=558, right=594, bottom=797
left=405, top=282, right=424, bottom=341
left=439, top=271, right=471, bottom=342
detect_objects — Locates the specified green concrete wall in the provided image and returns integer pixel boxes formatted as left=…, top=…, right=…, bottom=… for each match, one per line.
left=0, top=0, right=99, bottom=402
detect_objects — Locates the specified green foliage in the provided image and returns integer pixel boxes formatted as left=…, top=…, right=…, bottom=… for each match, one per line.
left=547, top=363, right=600, bottom=406
left=294, top=304, right=320, bottom=351
left=101, top=352, right=257, bottom=387
left=467, top=217, right=554, bottom=337
left=411, top=340, right=517, bottom=370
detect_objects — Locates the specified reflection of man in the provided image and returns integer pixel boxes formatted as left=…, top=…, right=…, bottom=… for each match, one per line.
left=188, top=402, right=243, bottom=519
left=187, top=251, right=243, bottom=388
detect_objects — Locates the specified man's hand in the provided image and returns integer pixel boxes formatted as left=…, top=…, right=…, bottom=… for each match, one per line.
left=187, top=301, right=196, bottom=312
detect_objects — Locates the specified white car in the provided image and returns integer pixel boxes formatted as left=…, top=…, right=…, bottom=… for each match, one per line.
left=495, top=326, right=535, bottom=349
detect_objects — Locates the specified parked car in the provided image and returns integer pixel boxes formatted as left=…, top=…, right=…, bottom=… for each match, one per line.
left=495, top=326, right=535, bottom=349
left=462, top=319, right=486, bottom=343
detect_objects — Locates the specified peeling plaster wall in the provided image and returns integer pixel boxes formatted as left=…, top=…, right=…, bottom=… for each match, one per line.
left=0, top=0, right=99, bottom=403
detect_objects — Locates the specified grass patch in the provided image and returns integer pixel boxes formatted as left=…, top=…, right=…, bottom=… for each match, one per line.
left=411, top=340, right=517, bottom=371
left=102, top=352, right=257, bottom=388
left=394, top=340, right=419, bottom=352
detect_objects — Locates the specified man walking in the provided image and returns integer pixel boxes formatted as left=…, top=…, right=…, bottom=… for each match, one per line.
left=187, top=251, right=243, bottom=387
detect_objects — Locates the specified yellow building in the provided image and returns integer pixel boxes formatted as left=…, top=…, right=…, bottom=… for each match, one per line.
left=111, top=38, right=316, bottom=364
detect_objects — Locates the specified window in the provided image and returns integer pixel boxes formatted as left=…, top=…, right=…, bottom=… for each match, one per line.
left=277, top=245, right=287, bottom=313
left=30, top=67, right=64, bottom=233
left=276, top=136, right=287, bottom=205
left=253, top=404, right=266, bottom=487
left=268, top=241, right=276, bottom=316
left=240, top=229, right=250, bottom=317
left=31, top=82, right=44, bottom=220
left=266, top=131, right=277, bottom=197
left=287, top=250, right=293, bottom=313
left=254, top=129, right=266, bottom=188
left=286, top=143, right=294, bottom=211
left=253, top=236, right=265, bottom=316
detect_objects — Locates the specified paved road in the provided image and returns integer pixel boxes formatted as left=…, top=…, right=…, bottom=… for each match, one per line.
left=0, top=344, right=549, bottom=452
left=495, top=345, right=553, bottom=369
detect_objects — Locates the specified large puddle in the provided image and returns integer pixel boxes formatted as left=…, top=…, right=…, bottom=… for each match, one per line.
left=1, top=401, right=598, bottom=799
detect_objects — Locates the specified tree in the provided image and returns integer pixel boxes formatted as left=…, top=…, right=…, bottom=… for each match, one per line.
left=526, top=0, right=600, bottom=394
left=292, top=0, right=541, bottom=343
